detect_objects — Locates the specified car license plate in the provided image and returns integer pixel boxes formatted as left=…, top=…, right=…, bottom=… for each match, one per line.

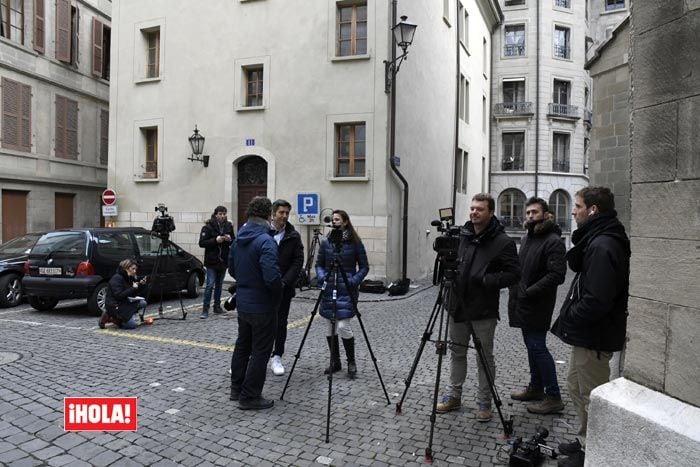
left=39, top=267, right=62, bottom=275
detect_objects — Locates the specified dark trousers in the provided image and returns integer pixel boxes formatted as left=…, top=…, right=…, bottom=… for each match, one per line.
left=230, top=311, right=275, bottom=400
left=522, top=328, right=561, bottom=397
left=272, top=293, right=293, bottom=357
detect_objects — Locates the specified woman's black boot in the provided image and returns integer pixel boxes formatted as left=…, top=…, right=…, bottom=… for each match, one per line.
left=342, top=337, right=357, bottom=379
left=324, top=336, right=342, bottom=374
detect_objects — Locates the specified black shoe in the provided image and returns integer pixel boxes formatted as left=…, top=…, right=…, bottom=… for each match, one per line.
left=558, top=450, right=584, bottom=467
left=324, top=336, right=342, bottom=374
left=213, top=306, right=225, bottom=314
left=347, top=361, right=357, bottom=379
left=342, top=337, right=357, bottom=379
left=238, top=397, right=274, bottom=410
left=558, top=439, right=583, bottom=456
left=230, top=386, right=240, bottom=401
left=324, top=360, right=342, bottom=375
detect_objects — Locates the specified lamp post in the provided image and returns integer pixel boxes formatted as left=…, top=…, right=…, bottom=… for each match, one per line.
left=386, top=7, right=417, bottom=288
left=187, top=125, right=210, bottom=167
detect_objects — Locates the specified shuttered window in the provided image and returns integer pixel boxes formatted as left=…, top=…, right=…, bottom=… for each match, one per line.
left=99, top=109, right=108, bottom=165
left=33, top=0, right=44, bottom=52
left=0, top=0, right=24, bottom=45
left=92, top=17, right=103, bottom=76
left=55, top=0, right=71, bottom=62
left=2, top=78, right=32, bottom=152
left=55, top=95, right=78, bottom=159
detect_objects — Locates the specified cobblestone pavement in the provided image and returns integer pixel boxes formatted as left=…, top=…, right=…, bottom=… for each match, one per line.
left=0, top=275, right=585, bottom=466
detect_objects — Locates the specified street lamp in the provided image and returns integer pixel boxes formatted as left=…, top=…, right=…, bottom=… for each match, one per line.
left=187, top=125, right=210, bottom=167
left=384, top=16, right=417, bottom=94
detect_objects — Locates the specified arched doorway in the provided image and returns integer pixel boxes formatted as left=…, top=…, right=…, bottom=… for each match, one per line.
left=237, top=156, right=267, bottom=229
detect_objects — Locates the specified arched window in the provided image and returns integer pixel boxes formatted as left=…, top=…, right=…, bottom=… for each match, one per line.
left=549, top=190, right=571, bottom=231
left=498, top=189, right=526, bottom=229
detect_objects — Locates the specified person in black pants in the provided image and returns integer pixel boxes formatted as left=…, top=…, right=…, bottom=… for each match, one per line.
left=269, top=199, right=304, bottom=376
left=228, top=197, right=281, bottom=410
left=198, top=205, right=235, bottom=319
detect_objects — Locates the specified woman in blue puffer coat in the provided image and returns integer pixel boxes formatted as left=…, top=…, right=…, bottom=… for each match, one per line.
left=315, top=210, right=369, bottom=378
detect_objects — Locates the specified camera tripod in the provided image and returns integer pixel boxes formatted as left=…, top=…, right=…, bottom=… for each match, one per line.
left=395, top=258, right=513, bottom=462
left=141, top=236, right=187, bottom=322
left=298, top=227, right=323, bottom=291
left=281, top=246, right=390, bottom=442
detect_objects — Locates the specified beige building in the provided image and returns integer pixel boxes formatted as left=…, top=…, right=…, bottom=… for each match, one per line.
left=0, top=0, right=111, bottom=242
left=108, top=0, right=501, bottom=281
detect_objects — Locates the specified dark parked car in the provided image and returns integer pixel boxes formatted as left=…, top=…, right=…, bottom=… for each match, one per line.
left=0, top=233, right=43, bottom=308
left=22, top=228, right=205, bottom=315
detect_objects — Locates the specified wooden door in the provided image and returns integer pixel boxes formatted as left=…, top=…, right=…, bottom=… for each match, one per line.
left=55, top=193, right=75, bottom=229
left=236, top=156, right=267, bottom=229
left=1, top=190, right=28, bottom=242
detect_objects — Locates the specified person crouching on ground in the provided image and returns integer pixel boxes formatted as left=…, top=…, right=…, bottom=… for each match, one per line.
left=100, top=259, right=147, bottom=329
left=315, top=210, right=369, bottom=379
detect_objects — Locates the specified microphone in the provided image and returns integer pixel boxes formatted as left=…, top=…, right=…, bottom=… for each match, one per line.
left=430, top=220, right=442, bottom=227
left=323, top=216, right=332, bottom=224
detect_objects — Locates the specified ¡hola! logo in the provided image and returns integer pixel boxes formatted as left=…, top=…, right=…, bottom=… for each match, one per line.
left=64, top=397, right=137, bottom=431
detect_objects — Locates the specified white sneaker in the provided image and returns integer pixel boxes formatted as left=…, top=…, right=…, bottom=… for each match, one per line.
left=271, top=355, right=284, bottom=376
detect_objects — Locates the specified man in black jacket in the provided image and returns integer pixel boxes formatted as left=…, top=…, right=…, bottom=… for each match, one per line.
left=268, top=199, right=304, bottom=376
left=508, top=197, right=566, bottom=415
left=198, top=205, right=235, bottom=319
left=551, top=187, right=630, bottom=467
left=436, top=193, right=520, bottom=422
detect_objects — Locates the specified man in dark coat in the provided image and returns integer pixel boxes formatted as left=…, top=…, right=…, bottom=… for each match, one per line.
left=228, top=196, right=281, bottom=410
left=436, top=193, right=520, bottom=422
left=268, top=199, right=304, bottom=376
left=551, top=187, right=630, bottom=467
left=508, top=197, right=566, bottom=414
left=198, top=205, right=235, bottom=319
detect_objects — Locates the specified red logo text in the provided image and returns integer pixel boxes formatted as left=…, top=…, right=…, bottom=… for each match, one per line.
left=64, top=397, right=137, bottom=431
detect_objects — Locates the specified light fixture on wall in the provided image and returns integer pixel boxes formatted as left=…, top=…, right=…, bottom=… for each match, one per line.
left=187, top=125, right=210, bottom=167
left=384, top=15, right=417, bottom=94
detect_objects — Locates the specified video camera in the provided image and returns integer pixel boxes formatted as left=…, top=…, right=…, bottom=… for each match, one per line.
left=322, top=215, right=344, bottom=252
left=509, top=426, right=557, bottom=467
left=151, top=204, right=176, bottom=241
left=431, top=207, right=461, bottom=262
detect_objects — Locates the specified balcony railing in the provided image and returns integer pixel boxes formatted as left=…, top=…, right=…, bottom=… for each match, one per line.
left=552, top=160, right=570, bottom=172
left=548, top=103, right=579, bottom=119
left=501, top=158, right=524, bottom=171
left=554, top=44, right=571, bottom=59
left=584, top=109, right=592, bottom=125
left=501, top=216, right=525, bottom=229
left=494, top=101, right=533, bottom=117
left=555, top=0, right=571, bottom=8
left=504, top=43, right=525, bottom=56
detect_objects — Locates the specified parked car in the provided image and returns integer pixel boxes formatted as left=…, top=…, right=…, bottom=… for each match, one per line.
left=22, top=228, right=205, bottom=315
left=0, top=233, right=43, bottom=308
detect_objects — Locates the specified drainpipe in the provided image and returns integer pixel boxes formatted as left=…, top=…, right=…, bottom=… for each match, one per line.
left=534, top=0, right=540, bottom=197
left=451, top=0, right=461, bottom=213
left=388, top=0, right=408, bottom=281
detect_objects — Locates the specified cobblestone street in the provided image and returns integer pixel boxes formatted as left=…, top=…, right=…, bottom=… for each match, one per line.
left=0, top=275, right=584, bottom=466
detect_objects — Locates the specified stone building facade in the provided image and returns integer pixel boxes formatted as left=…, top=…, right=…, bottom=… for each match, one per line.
left=0, top=0, right=111, bottom=242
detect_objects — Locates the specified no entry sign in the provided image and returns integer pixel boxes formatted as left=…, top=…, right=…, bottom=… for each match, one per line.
left=102, top=189, right=117, bottom=205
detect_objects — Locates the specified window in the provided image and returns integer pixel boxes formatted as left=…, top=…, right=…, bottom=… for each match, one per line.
left=92, top=18, right=111, bottom=80
left=483, top=37, right=488, bottom=76
left=143, top=127, right=157, bottom=178
left=146, top=29, right=160, bottom=78
left=33, top=0, right=44, bottom=52
left=457, top=2, right=468, bottom=48
left=99, top=109, right=108, bottom=165
left=1, top=78, right=31, bottom=152
left=554, top=0, right=571, bottom=8
left=337, top=3, right=367, bottom=56
left=553, top=79, right=570, bottom=106
left=1, top=0, right=24, bottom=44
left=459, top=75, right=469, bottom=123
left=335, top=123, right=365, bottom=177
left=605, top=0, right=625, bottom=11
left=455, top=149, right=468, bottom=194
left=245, top=67, right=263, bottom=107
left=505, top=0, right=525, bottom=5
left=554, top=26, right=571, bottom=59
left=504, top=24, right=525, bottom=56
left=549, top=190, right=570, bottom=231
left=55, top=0, right=79, bottom=64
left=443, top=0, right=450, bottom=24
left=96, top=232, right=135, bottom=259
left=134, top=232, right=162, bottom=257
left=552, top=132, right=570, bottom=172
left=502, top=132, right=524, bottom=171
left=482, top=96, right=487, bottom=133
left=499, top=189, right=526, bottom=229
left=504, top=80, right=526, bottom=104
left=55, top=95, right=78, bottom=159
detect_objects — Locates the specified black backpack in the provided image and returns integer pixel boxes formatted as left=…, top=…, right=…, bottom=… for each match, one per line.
left=359, top=279, right=386, bottom=294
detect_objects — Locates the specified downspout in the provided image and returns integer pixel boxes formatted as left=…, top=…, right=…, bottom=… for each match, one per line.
left=388, top=0, right=408, bottom=281
left=451, top=0, right=461, bottom=212
left=534, top=0, right=540, bottom=197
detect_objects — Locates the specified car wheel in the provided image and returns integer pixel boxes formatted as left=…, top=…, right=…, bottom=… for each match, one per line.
left=88, top=282, right=109, bottom=316
left=28, top=296, right=59, bottom=311
left=185, top=272, right=199, bottom=298
left=0, top=273, right=23, bottom=307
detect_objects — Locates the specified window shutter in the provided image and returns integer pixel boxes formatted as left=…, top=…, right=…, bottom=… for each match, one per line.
left=20, top=84, right=31, bottom=151
left=55, top=95, right=66, bottom=157
left=34, top=0, right=46, bottom=53
left=55, top=0, right=71, bottom=62
left=74, top=7, right=80, bottom=64
left=66, top=99, right=78, bottom=158
left=100, top=109, right=108, bottom=165
left=92, top=17, right=103, bottom=76
left=2, top=79, right=20, bottom=150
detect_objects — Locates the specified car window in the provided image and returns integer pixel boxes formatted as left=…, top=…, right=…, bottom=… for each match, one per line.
left=95, top=231, right=135, bottom=259
left=31, top=232, right=87, bottom=258
left=134, top=233, right=165, bottom=257
left=0, top=233, right=41, bottom=254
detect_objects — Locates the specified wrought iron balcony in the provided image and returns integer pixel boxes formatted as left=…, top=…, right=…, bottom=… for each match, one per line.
left=493, top=102, right=533, bottom=117
left=501, top=158, right=524, bottom=171
left=548, top=103, right=579, bottom=119
left=552, top=160, right=570, bottom=172
left=554, top=44, right=571, bottom=59
left=504, top=44, right=525, bottom=56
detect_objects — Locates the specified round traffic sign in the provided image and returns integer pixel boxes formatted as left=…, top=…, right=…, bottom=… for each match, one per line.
left=102, top=189, right=117, bottom=205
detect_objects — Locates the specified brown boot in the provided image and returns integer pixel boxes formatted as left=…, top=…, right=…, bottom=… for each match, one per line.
left=527, top=394, right=565, bottom=414
left=511, top=385, right=544, bottom=401
left=99, top=311, right=110, bottom=329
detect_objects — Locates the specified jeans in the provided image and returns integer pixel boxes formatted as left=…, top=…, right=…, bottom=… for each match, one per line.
left=230, top=311, right=276, bottom=400
left=447, top=317, right=497, bottom=406
left=203, top=267, right=225, bottom=311
left=272, top=293, right=293, bottom=357
left=120, top=299, right=146, bottom=330
left=521, top=328, right=561, bottom=397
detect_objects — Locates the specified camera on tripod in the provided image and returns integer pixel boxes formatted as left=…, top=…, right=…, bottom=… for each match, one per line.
left=322, top=215, right=344, bottom=251
left=430, top=208, right=463, bottom=284
left=151, top=203, right=176, bottom=240
left=509, top=426, right=557, bottom=467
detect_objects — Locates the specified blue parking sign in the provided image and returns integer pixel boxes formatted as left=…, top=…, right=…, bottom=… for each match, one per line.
left=297, top=193, right=320, bottom=225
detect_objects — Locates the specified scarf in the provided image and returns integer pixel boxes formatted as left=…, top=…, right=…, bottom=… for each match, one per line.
left=566, top=211, right=629, bottom=272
